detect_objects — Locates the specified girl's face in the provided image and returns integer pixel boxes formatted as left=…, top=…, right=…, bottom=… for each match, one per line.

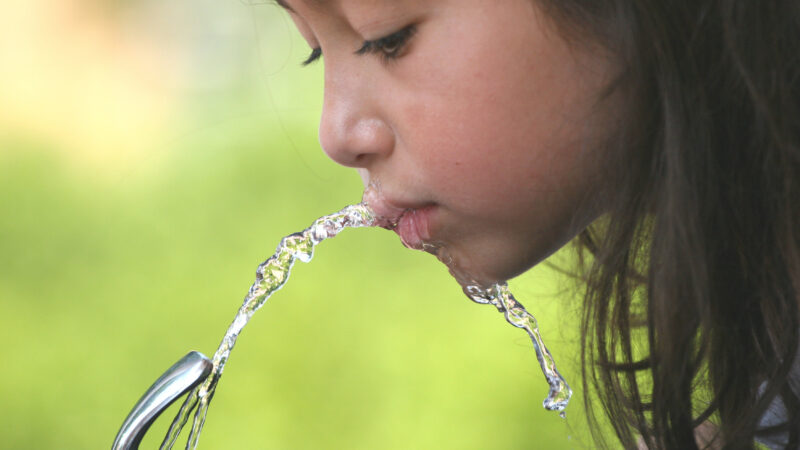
left=279, top=0, right=619, bottom=286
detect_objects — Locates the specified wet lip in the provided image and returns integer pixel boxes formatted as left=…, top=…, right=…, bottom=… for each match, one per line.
left=394, top=205, right=435, bottom=249
left=362, top=190, right=435, bottom=249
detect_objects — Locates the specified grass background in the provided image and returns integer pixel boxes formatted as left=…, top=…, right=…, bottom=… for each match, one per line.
left=0, top=1, right=599, bottom=448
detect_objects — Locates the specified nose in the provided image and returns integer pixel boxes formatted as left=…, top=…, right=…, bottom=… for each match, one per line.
left=318, top=65, right=394, bottom=168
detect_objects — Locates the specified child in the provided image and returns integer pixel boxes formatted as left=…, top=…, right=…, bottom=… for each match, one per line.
left=274, top=0, right=800, bottom=448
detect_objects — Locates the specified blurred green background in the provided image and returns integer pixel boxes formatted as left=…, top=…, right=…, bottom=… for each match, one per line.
left=0, top=1, right=595, bottom=448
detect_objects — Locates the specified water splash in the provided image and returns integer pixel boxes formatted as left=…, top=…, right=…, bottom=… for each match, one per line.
left=161, top=203, right=376, bottom=449
left=160, top=202, right=571, bottom=448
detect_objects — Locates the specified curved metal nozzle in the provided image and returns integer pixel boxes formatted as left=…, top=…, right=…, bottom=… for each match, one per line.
left=112, top=351, right=212, bottom=450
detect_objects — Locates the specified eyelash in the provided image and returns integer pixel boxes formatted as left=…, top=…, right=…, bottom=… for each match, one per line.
left=301, top=24, right=417, bottom=66
left=301, top=47, right=321, bottom=66
left=356, top=24, right=417, bottom=62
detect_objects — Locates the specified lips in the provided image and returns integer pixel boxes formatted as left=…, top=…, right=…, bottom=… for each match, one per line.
left=362, top=188, right=406, bottom=227
left=395, top=206, right=436, bottom=249
left=362, top=187, right=434, bottom=249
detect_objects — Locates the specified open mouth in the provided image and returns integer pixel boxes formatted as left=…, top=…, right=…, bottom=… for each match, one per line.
left=361, top=186, right=405, bottom=228
left=362, top=186, right=434, bottom=249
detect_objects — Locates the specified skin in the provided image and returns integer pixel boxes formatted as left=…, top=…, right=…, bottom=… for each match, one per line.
left=278, top=0, right=620, bottom=286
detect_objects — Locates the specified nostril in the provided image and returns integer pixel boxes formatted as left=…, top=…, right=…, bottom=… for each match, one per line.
left=353, top=153, right=370, bottom=164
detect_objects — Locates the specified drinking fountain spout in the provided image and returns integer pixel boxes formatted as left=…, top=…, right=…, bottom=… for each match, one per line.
left=112, top=351, right=212, bottom=450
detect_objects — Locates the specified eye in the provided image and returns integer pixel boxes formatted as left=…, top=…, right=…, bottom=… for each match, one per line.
left=356, top=25, right=417, bottom=62
left=302, top=47, right=322, bottom=66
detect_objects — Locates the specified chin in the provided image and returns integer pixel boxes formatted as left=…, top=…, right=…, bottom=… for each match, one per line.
left=431, top=242, right=537, bottom=289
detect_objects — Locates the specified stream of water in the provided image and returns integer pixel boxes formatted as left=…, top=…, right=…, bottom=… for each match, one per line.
left=161, top=203, right=571, bottom=449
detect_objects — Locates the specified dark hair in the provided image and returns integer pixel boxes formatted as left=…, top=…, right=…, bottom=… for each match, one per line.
left=537, top=1, right=800, bottom=447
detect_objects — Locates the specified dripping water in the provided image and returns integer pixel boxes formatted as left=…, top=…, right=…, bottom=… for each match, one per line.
left=460, top=282, right=572, bottom=413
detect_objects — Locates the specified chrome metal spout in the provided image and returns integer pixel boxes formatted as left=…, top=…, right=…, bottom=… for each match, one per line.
left=112, top=351, right=212, bottom=450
